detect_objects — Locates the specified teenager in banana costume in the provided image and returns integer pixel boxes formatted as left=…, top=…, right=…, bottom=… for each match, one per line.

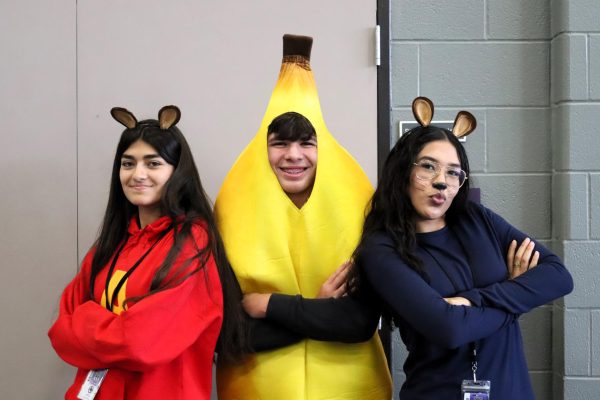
left=215, top=34, right=392, bottom=400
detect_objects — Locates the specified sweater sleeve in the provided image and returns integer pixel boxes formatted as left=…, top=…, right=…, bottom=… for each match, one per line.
left=360, top=233, right=515, bottom=349
left=48, top=228, right=223, bottom=372
left=48, top=251, right=106, bottom=370
left=264, top=288, right=380, bottom=343
left=458, top=207, right=573, bottom=314
left=247, top=317, right=303, bottom=352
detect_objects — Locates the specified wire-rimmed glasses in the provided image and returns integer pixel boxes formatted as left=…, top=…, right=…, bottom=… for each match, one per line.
left=413, top=160, right=468, bottom=189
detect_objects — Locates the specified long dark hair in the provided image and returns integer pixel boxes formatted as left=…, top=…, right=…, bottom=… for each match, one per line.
left=89, top=117, right=247, bottom=361
left=349, top=126, right=471, bottom=292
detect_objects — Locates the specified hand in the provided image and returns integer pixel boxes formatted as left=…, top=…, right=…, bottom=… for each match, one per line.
left=242, top=293, right=271, bottom=318
left=317, top=261, right=351, bottom=299
left=507, top=238, right=540, bottom=279
left=444, top=296, right=472, bottom=306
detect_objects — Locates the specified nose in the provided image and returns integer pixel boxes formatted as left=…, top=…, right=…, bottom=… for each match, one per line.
left=132, top=164, right=147, bottom=181
left=285, top=143, right=302, bottom=160
left=432, top=168, right=448, bottom=189
left=432, top=182, right=447, bottom=190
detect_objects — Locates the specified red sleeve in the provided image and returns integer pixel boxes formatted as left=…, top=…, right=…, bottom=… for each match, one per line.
left=48, top=251, right=105, bottom=370
left=48, top=225, right=223, bottom=372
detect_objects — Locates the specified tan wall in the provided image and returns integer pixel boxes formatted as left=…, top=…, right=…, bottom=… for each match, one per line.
left=76, top=0, right=379, bottom=256
left=0, top=1, right=377, bottom=398
left=0, top=1, right=78, bottom=398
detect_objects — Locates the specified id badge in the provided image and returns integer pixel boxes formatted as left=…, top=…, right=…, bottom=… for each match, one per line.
left=462, top=379, right=491, bottom=400
left=77, top=369, right=108, bottom=400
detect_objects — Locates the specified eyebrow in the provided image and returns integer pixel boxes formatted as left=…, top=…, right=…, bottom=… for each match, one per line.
left=418, top=156, right=461, bottom=168
left=121, top=154, right=162, bottom=160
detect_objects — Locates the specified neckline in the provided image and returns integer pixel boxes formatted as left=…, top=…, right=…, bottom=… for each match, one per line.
left=127, top=214, right=173, bottom=236
left=416, top=225, right=450, bottom=240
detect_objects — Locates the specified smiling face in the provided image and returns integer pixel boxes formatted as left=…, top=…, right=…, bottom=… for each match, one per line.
left=119, top=139, right=174, bottom=223
left=409, top=139, right=461, bottom=232
left=267, top=133, right=317, bottom=208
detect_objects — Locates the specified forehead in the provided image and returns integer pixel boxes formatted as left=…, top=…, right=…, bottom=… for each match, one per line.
left=416, top=140, right=460, bottom=164
left=123, top=139, right=159, bottom=156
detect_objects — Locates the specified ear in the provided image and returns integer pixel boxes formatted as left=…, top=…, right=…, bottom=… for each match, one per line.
left=412, top=97, right=434, bottom=127
left=452, top=111, right=477, bottom=138
left=110, top=107, right=137, bottom=129
left=158, top=105, right=181, bottom=130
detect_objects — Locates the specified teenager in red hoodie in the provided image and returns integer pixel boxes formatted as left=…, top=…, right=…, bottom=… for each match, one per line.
left=49, top=106, right=246, bottom=399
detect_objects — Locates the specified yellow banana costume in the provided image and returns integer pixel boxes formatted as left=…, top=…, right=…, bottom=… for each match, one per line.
left=215, top=34, right=391, bottom=400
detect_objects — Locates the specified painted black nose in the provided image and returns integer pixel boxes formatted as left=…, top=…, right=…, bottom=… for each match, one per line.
left=432, top=182, right=447, bottom=190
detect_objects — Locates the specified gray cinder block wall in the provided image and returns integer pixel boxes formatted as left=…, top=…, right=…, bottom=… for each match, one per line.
left=388, top=1, right=598, bottom=399
left=551, top=0, right=600, bottom=398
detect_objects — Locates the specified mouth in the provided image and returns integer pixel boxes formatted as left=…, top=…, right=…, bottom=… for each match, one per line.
left=130, top=185, right=151, bottom=191
left=430, top=193, right=446, bottom=205
left=279, top=167, right=308, bottom=176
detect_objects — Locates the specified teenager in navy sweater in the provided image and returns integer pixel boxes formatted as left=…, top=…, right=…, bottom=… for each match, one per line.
left=347, top=97, right=573, bottom=399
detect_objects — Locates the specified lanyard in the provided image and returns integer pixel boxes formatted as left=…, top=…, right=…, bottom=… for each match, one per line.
left=103, top=227, right=170, bottom=312
left=470, top=343, right=479, bottom=381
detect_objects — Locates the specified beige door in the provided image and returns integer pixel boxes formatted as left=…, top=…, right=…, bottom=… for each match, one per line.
left=1, top=1, right=377, bottom=398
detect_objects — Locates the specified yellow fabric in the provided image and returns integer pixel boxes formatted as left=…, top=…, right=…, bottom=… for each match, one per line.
left=215, top=61, right=391, bottom=400
left=100, top=270, right=128, bottom=315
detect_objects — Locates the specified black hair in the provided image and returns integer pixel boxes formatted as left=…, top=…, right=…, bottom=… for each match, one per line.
left=89, top=118, right=247, bottom=362
left=267, top=111, right=316, bottom=141
left=348, top=126, right=471, bottom=316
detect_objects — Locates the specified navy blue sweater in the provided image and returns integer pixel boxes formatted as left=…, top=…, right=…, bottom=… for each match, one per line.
left=358, top=203, right=573, bottom=399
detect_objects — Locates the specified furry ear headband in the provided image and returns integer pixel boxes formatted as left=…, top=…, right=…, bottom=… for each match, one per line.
left=110, top=105, right=181, bottom=130
left=411, top=97, right=476, bottom=138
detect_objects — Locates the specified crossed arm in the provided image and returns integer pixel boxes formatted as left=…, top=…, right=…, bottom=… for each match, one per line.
left=444, top=237, right=540, bottom=306
left=453, top=209, right=573, bottom=315
left=243, top=209, right=573, bottom=352
left=242, top=261, right=382, bottom=352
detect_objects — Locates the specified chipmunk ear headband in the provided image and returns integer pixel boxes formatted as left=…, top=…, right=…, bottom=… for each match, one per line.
left=110, top=105, right=181, bottom=130
left=411, top=96, right=476, bottom=138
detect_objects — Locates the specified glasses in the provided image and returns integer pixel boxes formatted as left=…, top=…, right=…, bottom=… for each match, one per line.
left=413, top=160, right=468, bottom=189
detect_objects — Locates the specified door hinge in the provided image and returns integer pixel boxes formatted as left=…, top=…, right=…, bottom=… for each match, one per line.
left=375, top=25, right=381, bottom=66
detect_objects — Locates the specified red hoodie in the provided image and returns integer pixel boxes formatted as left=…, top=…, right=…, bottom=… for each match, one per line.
left=49, top=216, right=222, bottom=399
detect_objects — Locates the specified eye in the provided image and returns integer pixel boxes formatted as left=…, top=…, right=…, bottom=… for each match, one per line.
left=120, top=161, right=134, bottom=168
left=301, top=140, right=317, bottom=147
left=268, top=140, right=287, bottom=148
left=419, top=161, right=437, bottom=171
left=147, top=160, right=163, bottom=168
left=447, top=168, right=462, bottom=177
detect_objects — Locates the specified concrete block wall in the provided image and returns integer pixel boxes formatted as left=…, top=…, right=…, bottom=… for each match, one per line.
left=551, top=1, right=600, bottom=398
left=388, top=0, right=567, bottom=398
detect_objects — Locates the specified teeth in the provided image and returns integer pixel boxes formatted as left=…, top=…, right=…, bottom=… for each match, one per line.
left=283, top=168, right=303, bottom=174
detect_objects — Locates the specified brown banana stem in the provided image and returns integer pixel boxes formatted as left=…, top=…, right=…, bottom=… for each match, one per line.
left=282, top=34, right=312, bottom=69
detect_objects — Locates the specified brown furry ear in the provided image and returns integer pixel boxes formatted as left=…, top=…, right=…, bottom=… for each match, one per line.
left=452, top=111, right=477, bottom=138
left=158, top=105, right=181, bottom=130
left=111, top=107, right=137, bottom=129
left=412, top=97, right=434, bottom=127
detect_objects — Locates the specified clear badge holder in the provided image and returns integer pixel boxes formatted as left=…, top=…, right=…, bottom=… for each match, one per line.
left=461, top=345, right=491, bottom=399
left=461, top=379, right=491, bottom=400
left=77, top=369, right=108, bottom=400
